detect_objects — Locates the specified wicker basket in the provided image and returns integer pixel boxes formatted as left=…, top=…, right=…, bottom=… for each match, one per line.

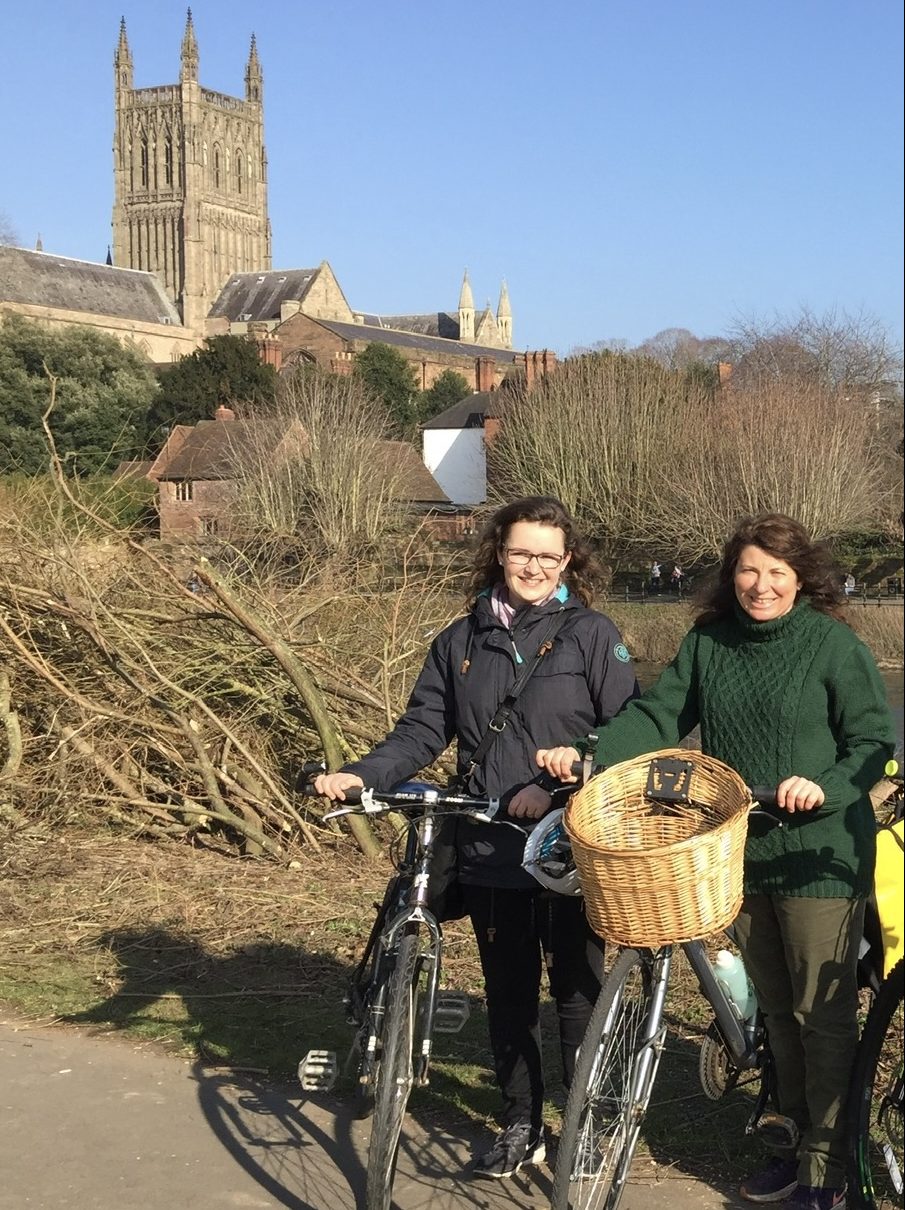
left=565, top=749, right=752, bottom=947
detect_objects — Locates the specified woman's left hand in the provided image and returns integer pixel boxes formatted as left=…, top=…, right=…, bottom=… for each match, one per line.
left=508, top=784, right=553, bottom=819
left=776, top=775, right=825, bottom=813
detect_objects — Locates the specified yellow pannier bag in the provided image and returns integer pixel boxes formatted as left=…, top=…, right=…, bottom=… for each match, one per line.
left=874, top=810, right=904, bottom=978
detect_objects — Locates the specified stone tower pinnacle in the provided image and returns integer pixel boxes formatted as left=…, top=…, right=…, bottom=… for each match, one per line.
left=496, top=280, right=512, bottom=348
left=245, top=33, right=263, bottom=102
left=114, top=17, right=133, bottom=90
left=458, top=269, right=475, bottom=343
left=180, top=8, right=199, bottom=82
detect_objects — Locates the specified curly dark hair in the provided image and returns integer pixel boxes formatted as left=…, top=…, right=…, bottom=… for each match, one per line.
left=694, top=512, right=846, bottom=627
left=467, top=496, right=602, bottom=606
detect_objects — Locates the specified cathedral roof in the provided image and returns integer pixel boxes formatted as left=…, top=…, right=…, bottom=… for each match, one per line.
left=318, top=318, right=518, bottom=362
left=357, top=312, right=461, bottom=339
left=208, top=269, right=321, bottom=322
left=0, top=246, right=183, bottom=326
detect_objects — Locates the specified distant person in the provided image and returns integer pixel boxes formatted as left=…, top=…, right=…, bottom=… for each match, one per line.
left=844, top=573, right=856, bottom=596
left=649, top=561, right=662, bottom=594
left=670, top=563, right=684, bottom=592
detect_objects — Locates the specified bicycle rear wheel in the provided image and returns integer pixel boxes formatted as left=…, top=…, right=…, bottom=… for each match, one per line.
left=848, top=958, right=904, bottom=1210
left=365, top=926, right=426, bottom=1210
left=552, top=947, right=662, bottom=1210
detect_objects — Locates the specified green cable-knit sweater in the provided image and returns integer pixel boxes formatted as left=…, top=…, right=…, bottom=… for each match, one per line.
left=583, top=601, right=895, bottom=898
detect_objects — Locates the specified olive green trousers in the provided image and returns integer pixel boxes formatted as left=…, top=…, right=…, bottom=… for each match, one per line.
left=733, top=894, right=865, bottom=1190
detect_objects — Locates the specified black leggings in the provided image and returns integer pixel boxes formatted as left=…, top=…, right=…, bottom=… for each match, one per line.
left=462, top=884, right=605, bottom=1129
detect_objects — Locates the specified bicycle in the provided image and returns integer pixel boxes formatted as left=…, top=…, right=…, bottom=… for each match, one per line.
left=300, top=775, right=517, bottom=1210
left=550, top=753, right=899, bottom=1210
left=847, top=759, right=904, bottom=1210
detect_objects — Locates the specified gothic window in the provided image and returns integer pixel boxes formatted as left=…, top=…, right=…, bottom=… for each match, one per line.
left=140, top=138, right=149, bottom=189
left=213, top=146, right=221, bottom=189
left=164, top=138, right=173, bottom=186
left=235, top=151, right=244, bottom=195
left=127, top=140, right=134, bottom=191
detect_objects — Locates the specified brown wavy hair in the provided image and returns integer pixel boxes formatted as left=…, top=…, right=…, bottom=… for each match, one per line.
left=467, top=496, right=602, bottom=606
left=694, top=513, right=846, bottom=627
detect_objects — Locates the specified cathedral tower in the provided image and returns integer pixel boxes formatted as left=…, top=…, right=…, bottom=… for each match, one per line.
left=112, top=11, right=272, bottom=333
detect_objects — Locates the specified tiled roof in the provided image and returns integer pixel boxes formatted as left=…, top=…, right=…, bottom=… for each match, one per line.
left=357, top=312, right=460, bottom=340
left=153, top=419, right=255, bottom=480
left=420, top=391, right=508, bottom=430
left=208, top=268, right=320, bottom=322
left=375, top=441, right=449, bottom=502
left=0, top=245, right=183, bottom=325
left=154, top=419, right=449, bottom=502
left=319, top=318, right=518, bottom=362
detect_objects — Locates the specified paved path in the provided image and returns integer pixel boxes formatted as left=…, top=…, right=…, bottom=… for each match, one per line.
left=0, top=1013, right=752, bottom=1210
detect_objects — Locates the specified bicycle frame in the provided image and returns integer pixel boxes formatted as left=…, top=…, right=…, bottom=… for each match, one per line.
left=349, top=804, right=446, bottom=1088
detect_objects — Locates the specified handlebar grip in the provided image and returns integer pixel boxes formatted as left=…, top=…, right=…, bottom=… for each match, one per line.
left=750, top=785, right=779, bottom=808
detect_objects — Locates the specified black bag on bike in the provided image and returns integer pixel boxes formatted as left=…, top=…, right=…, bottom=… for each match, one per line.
left=426, top=811, right=465, bottom=923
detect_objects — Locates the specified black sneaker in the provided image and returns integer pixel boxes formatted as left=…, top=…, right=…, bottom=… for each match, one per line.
left=473, top=1121, right=546, bottom=1179
left=739, top=1157, right=799, bottom=1203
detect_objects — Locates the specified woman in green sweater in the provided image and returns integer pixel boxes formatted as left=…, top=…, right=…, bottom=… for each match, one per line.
left=537, top=513, right=895, bottom=1210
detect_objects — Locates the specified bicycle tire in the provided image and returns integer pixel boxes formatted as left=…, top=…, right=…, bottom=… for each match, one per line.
left=365, top=927, right=424, bottom=1210
left=552, top=947, right=662, bottom=1210
left=848, top=958, right=904, bottom=1210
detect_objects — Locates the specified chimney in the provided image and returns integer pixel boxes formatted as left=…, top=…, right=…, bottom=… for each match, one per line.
left=475, top=356, right=496, bottom=393
left=215, top=405, right=236, bottom=421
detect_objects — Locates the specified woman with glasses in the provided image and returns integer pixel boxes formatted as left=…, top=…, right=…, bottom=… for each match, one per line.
left=315, top=496, right=638, bottom=1180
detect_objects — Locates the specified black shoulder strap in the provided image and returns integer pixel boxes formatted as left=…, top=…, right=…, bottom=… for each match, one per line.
left=464, top=607, right=568, bottom=778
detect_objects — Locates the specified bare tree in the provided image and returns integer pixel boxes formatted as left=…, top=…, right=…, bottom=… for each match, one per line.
left=728, top=307, right=904, bottom=392
left=232, top=366, right=408, bottom=559
left=488, top=350, right=900, bottom=563
left=488, top=352, right=713, bottom=558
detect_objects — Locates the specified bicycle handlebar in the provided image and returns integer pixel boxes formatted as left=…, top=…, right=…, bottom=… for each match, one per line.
left=319, top=784, right=501, bottom=825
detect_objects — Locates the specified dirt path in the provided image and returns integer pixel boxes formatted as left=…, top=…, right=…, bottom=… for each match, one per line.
left=0, top=1011, right=753, bottom=1210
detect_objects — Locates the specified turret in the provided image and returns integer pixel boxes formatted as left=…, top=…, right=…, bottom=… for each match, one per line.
left=245, top=33, right=263, bottom=102
left=180, top=8, right=199, bottom=82
left=458, top=269, right=475, bottom=343
left=114, top=16, right=133, bottom=91
left=496, top=280, right=512, bottom=348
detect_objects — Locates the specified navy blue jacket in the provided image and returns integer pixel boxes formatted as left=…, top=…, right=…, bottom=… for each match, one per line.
left=345, top=592, right=639, bottom=888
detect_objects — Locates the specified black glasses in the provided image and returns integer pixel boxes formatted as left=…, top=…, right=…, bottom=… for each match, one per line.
left=502, top=548, right=565, bottom=570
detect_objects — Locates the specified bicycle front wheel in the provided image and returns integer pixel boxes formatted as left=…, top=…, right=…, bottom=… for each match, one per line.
left=848, top=958, right=904, bottom=1210
left=365, top=926, right=425, bottom=1210
left=552, top=947, right=662, bottom=1210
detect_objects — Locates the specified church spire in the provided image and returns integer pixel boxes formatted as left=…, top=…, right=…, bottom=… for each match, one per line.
left=458, top=269, right=475, bottom=343
left=180, top=8, right=199, bottom=82
left=114, top=16, right=133, bottom=90
left=496, top=280, right=512, bottom=348
left=245, top=33, right=263, bottom=102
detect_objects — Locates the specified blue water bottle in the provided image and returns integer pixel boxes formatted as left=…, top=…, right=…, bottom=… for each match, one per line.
left=712, top=949, right=757, bottom=1025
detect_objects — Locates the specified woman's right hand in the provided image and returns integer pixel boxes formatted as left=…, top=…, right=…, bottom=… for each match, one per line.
left=535, top=746, right=582, bottom=782
left=313, top=771, right=365, bottom=801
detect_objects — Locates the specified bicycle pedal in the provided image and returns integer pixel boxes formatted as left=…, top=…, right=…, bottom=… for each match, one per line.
left=753, top=1111, right=799, bottom=1151
left=297, top=1049, right=338, bottom=1092
left=433, top=992, right=470, bottom=1033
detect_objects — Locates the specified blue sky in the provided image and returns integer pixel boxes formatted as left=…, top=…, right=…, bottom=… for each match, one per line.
left=1, top=0, right=902, bottom=355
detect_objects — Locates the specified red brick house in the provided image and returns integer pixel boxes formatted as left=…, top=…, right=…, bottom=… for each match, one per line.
left=147, top=406, right=454, bottom=541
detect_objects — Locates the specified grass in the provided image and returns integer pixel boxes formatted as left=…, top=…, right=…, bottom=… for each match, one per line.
left=0, top=821, right=777, bottom=1185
